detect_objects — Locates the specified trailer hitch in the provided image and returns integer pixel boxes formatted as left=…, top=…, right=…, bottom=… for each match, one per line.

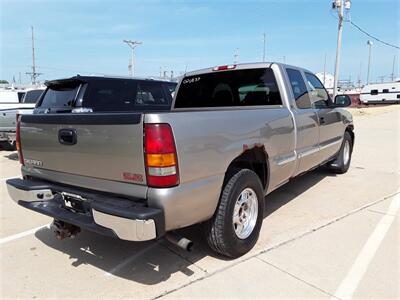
left=51, top=219, right=81, bottom=240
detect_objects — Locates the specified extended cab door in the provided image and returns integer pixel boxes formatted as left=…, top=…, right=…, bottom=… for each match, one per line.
left=304, top=72, right=343, bottom=160
left=285, top=68, right=320, bottom=176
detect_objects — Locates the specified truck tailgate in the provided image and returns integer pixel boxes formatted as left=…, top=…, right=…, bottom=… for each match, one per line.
left=20, top=113, right=147, bottom=185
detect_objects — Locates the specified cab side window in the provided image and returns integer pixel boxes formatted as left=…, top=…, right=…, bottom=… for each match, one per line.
left=304, top=73, right=330, bottom=109
left=286, top=68, right=311, bottom=109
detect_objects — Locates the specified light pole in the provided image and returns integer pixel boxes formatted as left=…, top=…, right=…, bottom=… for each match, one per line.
left=123, top=40, right=142, bottom=77
left=367, top=40, right=373, bottom=84
left=332, top=0, right=351, bottom=98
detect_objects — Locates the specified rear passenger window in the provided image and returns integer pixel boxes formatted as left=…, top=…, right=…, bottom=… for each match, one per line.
left=370, top=89, right=378, bottom=95
left=382, top=89, right=389, bottom=93
left=286, top=68, right=311, bottom=109
left=175, top=68, right=282, bottom=108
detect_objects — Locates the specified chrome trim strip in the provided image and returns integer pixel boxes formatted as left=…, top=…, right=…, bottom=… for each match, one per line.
left=92, top=209, right=156, bottom=241
left=298, top=147, right=319, bottom=158
left=297, top=139, right=342, bottom=160
left=276, top=154, right=297, bottom=166
left=7, top=184, right=54, bottom=203
left=319, top=139, right=342, bottom=151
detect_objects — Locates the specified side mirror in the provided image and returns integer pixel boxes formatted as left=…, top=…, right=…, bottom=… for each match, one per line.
left=334, top=94, right=351, bottom=107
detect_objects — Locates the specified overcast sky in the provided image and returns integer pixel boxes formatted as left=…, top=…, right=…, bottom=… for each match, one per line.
left=1, top=0, right=399, bottom=84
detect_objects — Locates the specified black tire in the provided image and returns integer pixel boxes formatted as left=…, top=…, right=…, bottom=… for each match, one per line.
left=204, top=169, right=264, bottom=258
left=327, top=131, right=353, bottom=174
left=0, top=141, right=16, bottom=151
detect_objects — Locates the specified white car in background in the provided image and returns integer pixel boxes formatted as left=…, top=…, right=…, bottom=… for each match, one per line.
left=0, top=88, right=45, bottom=150
left=0, top=89, right=26, bottom=106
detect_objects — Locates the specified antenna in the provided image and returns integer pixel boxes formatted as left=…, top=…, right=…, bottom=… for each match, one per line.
left=323, top=53, right=327, bottom=86
left=26, top=26, right=42, bottom=84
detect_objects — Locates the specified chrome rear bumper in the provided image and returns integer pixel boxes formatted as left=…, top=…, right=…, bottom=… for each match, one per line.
left=6, top=178, right=164, bottom=241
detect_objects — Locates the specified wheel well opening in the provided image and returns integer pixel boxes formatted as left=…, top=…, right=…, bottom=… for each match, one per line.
left=225, top=147, right=269, bottom=190
left=346, top=126, right=355, bottom=145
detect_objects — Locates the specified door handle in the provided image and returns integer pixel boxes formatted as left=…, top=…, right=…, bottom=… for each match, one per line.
left=319, top=117, right=326, bottom=124
left=58, top=129, right=77, bottom=145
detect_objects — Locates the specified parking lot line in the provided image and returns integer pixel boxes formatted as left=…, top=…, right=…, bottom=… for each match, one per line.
left=0, top=176, right=19, bottom=182
left=104, top=242, right=160, bottom=277
left=332, top=191, right=400, bottom=300
left=0, top=224, right=49, bottom=245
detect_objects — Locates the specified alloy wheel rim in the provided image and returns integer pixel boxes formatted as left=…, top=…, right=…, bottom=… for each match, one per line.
left=233, top=188, right=258, bottom=239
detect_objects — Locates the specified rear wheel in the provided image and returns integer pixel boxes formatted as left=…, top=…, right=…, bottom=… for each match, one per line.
left=204, top=169, right=264, bottom=258
left=327, top=131, right=353, bottom=174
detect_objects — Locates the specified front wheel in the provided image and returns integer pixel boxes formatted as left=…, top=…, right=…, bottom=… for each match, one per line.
left=204, top=169, right=264, bottom=258
left=327, top=131, right=353, bottom=174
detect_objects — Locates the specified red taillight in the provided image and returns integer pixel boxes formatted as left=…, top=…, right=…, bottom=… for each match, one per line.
left=16, top=114, right=24, bottom=165
left=213, top=65, right=236, bottom=71
left=144, top=124, right=179, bottom=188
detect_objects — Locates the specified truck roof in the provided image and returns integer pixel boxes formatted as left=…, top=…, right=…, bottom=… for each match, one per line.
left=183, top=62, right=313, bottom=77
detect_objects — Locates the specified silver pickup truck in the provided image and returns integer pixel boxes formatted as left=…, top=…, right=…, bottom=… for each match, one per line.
left=7, top=63, right=354, bottom=258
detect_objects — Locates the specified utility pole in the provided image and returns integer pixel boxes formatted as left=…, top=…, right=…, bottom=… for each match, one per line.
left=366, top=40, right=373, bottom=84
left=26, top=26, right=41, bottom=85
left=332, top=0, right=351, bottom=98
left=357, top=61, right=362, bottom=88
left=323, top=53, right=327, bottom=86
left=234, top=48, right=239, bottom=64
left=123, top=40, right=142, bottom=77
left=390, top=55, right=396, bottom=82
left=262, top=33, right=266, bottom=62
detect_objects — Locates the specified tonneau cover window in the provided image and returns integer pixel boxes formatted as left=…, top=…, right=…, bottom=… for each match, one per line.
left=39, top=77, right=177, bottom=112
left=40, top=81, right=80, bottom=109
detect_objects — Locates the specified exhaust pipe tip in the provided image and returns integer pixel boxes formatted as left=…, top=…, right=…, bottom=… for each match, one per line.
left=186, top=240, right=194, bottom=252
left=165, top=233, right=194, bottom=252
